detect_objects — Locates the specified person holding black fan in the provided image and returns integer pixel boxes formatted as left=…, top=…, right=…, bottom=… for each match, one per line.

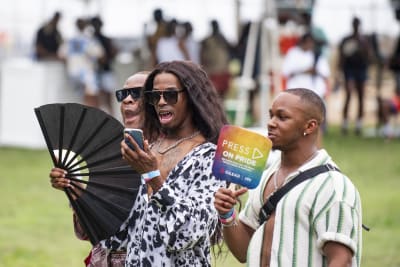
left=49, top=71, right=149, bottom=267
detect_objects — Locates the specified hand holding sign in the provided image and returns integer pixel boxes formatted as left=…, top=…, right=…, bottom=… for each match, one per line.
left=212, top=125, right=272, bottom=189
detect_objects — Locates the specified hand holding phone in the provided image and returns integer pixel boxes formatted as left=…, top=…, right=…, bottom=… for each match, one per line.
left=124, top=128, right=144, bottom=150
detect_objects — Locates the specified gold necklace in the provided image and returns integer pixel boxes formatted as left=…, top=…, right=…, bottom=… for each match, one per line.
left=157, top=131, right=200, bottom=154
left=273, top=150, right=318, bottom=190
left=273, top=168, right=280, bottom=190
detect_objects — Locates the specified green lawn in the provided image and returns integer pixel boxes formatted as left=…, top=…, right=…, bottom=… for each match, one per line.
left=0, top=127, right=399, bottom=267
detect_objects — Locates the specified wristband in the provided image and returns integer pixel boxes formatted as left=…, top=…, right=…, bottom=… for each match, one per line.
left=219, top=208, right=234, bottom=219
left=222, top=219, right=238, bottom=228
left=219, top=209, right=236, bottom=225
left=141, top=170, right=161, bottom=182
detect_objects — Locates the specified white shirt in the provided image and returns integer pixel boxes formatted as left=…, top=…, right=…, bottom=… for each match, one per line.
left=156, top=36, right=185, bottom=63
left=282, top=46, right=330, bottom=97
left=239, top=149, right=362, bottom=267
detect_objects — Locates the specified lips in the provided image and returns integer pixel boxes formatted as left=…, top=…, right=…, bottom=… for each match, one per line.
left=267, top=131, right=277, bottom=140
left=124, top=109, right=140, bottom=118
left=158, top=110, right=173, bottom=124
left=123, top=108, right=141, bottom=127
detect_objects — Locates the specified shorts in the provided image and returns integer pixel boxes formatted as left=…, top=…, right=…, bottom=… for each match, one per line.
left=209, top=72, right=231, bottom=96
left=70, top=70, right=99, bottom=96
left=343, top=68, right=368, bottom=82
left=98, top=71, right=116, bottom=93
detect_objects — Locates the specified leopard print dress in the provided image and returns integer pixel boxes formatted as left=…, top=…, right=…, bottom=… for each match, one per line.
left=102, top=142, right=225, bottom=266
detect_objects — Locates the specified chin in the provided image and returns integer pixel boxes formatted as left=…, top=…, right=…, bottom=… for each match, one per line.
left=125, top=119, right=141, bottom=129
left=271, top=144, right=280, bottom=150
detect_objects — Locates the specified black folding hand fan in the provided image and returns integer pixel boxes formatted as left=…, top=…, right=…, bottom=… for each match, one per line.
left=34, top=103, right=141, bottom=245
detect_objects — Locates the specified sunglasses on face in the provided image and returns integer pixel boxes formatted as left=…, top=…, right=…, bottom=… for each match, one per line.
left=115, top=87, right=142, bottom=102
left=144, top=89, right=185, bottom=105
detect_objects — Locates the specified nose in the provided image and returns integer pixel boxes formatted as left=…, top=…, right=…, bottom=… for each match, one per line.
left=122, top=94, right=137, bottom=104
left=157, top=93, right=167, bottom=105
left=267, top=116, right=276, bottom=128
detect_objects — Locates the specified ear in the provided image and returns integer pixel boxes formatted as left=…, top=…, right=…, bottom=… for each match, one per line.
left=303, top=118, right=319, bottom=135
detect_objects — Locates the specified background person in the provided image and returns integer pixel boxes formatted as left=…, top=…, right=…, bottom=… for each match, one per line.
left=200, top=20, right=232, bottom=99
left=181, top=21, right=200, bottom=64
left=282, top=33, right=330, bottom=99
left=147, top=8, right=168, bottom=67
left=50, top=71, right=149, bottom=267
left=91, top=16, right=119, bottom=115
left=155, top=19, right=189, bottom=63
left=214, top=88, right=362, bottom=267
left=338, top=17, right=372, bottom=135
left=281, top=32, right=330, bottom=146
left=58, top=18, right=104, bottom=108
left=34, top=11, right=63, bottom=61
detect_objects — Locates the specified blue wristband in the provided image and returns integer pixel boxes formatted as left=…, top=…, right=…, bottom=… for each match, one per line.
left=219, top=208, right=234, bottom=219
left=141, top=170, right=161, bottom=182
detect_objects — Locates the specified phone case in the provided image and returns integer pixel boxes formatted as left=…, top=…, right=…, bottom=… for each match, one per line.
left=124, top=128, right=144, bottom=150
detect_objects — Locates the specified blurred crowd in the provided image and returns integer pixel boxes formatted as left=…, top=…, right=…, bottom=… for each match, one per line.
left=33, top=8, right=400, bottom=139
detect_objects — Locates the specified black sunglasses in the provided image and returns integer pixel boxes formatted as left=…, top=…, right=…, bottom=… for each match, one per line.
left=144, top=89, right=185, bottom=105
left=115, top=87, right=142, bottom=102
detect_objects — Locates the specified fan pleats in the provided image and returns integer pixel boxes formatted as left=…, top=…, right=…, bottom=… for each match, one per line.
left=35, top=103, right=141, bottom=245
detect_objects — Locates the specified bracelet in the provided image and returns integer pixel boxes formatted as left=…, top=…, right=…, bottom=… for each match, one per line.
left=141, top=170, right=161, bottom=182
left=222, top=219, right=238, bottom=228
left=219, top=209, right=236, bottom=225
left=219, top=208, right=234, bottom=219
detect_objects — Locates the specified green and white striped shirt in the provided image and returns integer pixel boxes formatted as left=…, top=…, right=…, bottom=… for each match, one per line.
left=239, top=149, right=362, bottom=267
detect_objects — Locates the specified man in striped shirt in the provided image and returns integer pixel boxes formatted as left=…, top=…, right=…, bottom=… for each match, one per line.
left=214, top=88, right=362, bottom=266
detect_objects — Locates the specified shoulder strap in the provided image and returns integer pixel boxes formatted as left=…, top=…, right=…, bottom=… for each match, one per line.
left=258, top=164, right=340, bottom=224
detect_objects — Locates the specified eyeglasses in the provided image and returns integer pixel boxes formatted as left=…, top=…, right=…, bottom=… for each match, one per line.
left=115, top=87, right=142, bottom=102
left=144, top=89, right=185, bottom=105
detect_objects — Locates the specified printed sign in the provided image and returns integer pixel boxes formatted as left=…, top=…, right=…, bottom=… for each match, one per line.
left=212, top=125, right=272, bottom=189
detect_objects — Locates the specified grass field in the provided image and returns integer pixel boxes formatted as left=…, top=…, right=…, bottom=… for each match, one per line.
left=0, top=127, right=399, bottom=267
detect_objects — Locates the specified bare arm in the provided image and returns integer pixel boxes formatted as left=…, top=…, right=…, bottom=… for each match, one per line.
left=223, top=220, right=255, bottom=262
left=50, top=167, right=88, bottom=239
left=214, top=187, right=254, bottom=262
left=323, top=241, right=353, bottom=267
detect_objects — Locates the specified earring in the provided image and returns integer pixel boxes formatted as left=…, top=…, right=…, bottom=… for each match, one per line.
left=303, top=132, right=307, bottom=136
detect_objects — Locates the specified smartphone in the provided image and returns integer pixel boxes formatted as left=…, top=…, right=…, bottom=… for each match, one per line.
left=124, top=128, right=144, bottom=150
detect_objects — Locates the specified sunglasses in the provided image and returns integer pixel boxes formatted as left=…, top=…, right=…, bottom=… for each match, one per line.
left=144, top=89, right=185, bottom=105
left=115, top=87, right=142, bottom=102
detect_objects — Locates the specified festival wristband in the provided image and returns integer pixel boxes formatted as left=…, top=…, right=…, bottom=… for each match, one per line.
left=219, top=209, right=236, bottom=225
left=221, top=219, right=238, bottom=228
left=219, top=208, right=234, bottom=219
left=141, top=170, right=161, bottom=182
